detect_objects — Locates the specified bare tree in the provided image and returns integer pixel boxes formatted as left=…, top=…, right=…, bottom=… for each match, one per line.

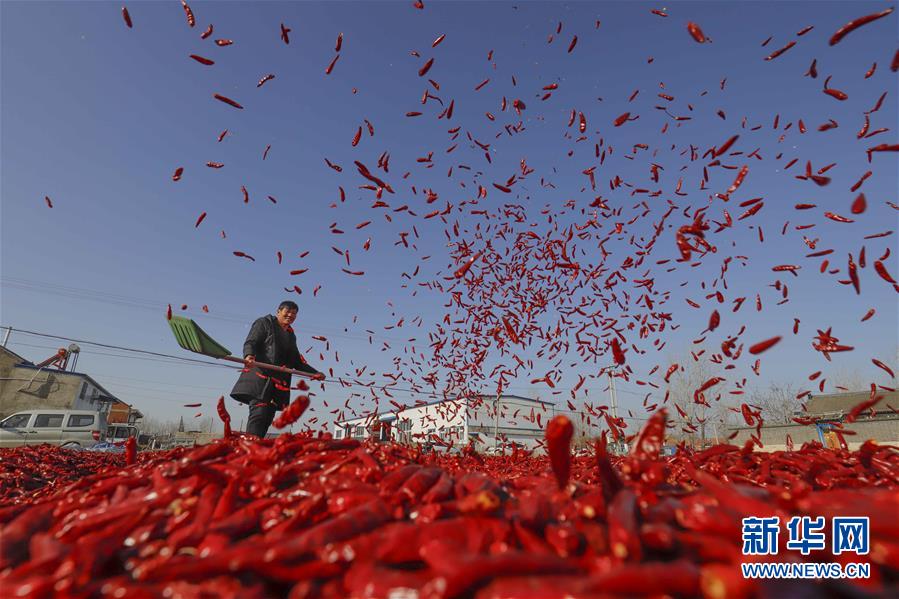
left=750, top=382, right=802, bottom=424
left=195, top=416, right=216, bottom=433
left=663, top=350, right=734, bottom=447
left=138, top=416, right=180, bottom=436
left=827, top=369, right=868, bottom=393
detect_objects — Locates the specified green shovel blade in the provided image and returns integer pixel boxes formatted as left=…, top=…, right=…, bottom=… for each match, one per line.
left=168, top=316, right=232, bottom=358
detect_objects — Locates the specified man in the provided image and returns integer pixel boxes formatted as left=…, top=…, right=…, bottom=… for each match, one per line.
left=230, top=301, right=325, bottom=437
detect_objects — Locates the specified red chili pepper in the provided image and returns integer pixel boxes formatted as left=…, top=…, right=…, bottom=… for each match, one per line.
left=609, top=337, right=626, bottom=365
left=686, top=22, right=707, bottom=43
left=121, top=6, right=133, bottom=28
left=124, top=436, right=136, bottom=465
left=213, top=93, right=243, bottom=109
left=189, top=54, right=214, bottom=65
left=272, top=395, right=310, bottom=429
left=764, top=40, right=796, bottom=61
left=748, top=336, right=781, bottom=354
left=630, top=408, right=666, bottom=461
left=545, top=415, right=573, bottom=489
left=216, top=396, right=232, bottom=437
left=829, top=7, right=894, bottom=45
left=418, top=57, right=434, bottom=77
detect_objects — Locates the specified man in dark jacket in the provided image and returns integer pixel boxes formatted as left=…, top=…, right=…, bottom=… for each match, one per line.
left=230, top=301, right=324, bottom=437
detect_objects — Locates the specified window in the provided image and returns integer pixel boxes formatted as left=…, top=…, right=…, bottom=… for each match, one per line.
left=109, top=427, right=134, bottom=440
left=335, top=429, right=343, bottom=439
left=1, top=414, right=31, bottom=429
left=67, top=414, right=95, bottom=428
left=354, top=425, right=365, bottom=438
left=34, top=414, right=64, bottom=428
left=79, top=383, right=88, bottom=400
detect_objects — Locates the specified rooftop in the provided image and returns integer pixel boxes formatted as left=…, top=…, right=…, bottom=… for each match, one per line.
left=336, top=393, right=553, bottom=425
left=805, top=390, right=897, bottom=418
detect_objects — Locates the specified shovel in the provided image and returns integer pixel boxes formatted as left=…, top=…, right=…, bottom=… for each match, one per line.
left=168, top=316, right=317, bottom=379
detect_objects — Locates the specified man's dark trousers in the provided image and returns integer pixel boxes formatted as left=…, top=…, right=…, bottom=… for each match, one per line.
left=247, top=402, right=276, bottom=438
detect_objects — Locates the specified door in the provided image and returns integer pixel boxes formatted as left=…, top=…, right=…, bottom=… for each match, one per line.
left=62, top=413, right=97, bottom=446
left=0, top=413, right=34, bottom=448
left=31, top=413, right=64, bottom=445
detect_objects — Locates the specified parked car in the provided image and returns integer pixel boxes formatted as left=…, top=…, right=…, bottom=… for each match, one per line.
left=106, top=424, right=139, bottom=444
left=0, top=409, right=107, bottom=449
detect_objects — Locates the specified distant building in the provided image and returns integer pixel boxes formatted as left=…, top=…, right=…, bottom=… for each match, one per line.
left=728, top=389, right=898, bottom=451
left=334, top=394, right=557, bottom=452
left=0, top=345, right=141, bottom=424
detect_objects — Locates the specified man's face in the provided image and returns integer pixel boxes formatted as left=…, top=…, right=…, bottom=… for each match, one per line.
left=276, top=307, right=297, bottom=327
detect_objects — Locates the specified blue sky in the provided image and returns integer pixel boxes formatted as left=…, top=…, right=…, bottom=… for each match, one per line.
left=2, top=1, right=896, bottom=432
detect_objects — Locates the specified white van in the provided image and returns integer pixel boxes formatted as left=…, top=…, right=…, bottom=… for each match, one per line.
left=0, top=409, right=107, bottom=449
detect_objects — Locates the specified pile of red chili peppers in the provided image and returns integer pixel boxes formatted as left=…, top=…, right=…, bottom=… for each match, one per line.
left=1, top=411, right=897, bottom=598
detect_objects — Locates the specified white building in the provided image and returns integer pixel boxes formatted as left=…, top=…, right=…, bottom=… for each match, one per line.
left=334, top=394, right=557, bottom=452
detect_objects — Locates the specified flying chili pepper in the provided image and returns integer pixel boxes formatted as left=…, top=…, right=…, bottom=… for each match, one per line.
left=871, top=358, right=895, bottom=379
left=824, top=212, right=854, bottom=223
left=273, top=395, right=310, bottom=429
left=748, top=336, right=781, bottom=354
left=610, top=337, right=626, bottom=365
left=764, top=40, right=796, bottom=61
left=213, top=93, right=243, bottom=109
left=502, top=317, right=519, bottom=344
left=326, top=54, right=340, bottom=74
left=829, top=7, right=894, bottom=45
left=454, top=251, right=482, bottom=278
left=686, top=22, right=707, bottom=43
left=418, top=58, right=434, bottom=77
left=613, top=112, right=631, bottom=126
left=873, top=261, right=896, bottom=284
left=121, top=6, right=133, bottom=28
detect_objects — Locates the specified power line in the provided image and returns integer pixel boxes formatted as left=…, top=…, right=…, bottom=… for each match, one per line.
left=1, top=276, right=414, bottom=344
left=7, top=328, right=242, bottom=368
left=7, top=340, right=236, bottom=369
left=3, top=327, right=659, bottom=411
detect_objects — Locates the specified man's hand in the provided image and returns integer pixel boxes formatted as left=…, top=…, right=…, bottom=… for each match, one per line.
left=244, top=355, right=256, bottom=368
left=312, top=372, right=326, bottom=381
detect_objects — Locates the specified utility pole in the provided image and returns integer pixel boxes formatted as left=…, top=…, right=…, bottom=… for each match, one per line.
left=607, top=366, right=621, bottom=454
left=493, top=393, right=500, bottom=452
left=609, top=369, right=619, bottom=421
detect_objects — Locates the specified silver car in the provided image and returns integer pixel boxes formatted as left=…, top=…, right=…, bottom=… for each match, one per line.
left=0, top=409, right=107, bottom=449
